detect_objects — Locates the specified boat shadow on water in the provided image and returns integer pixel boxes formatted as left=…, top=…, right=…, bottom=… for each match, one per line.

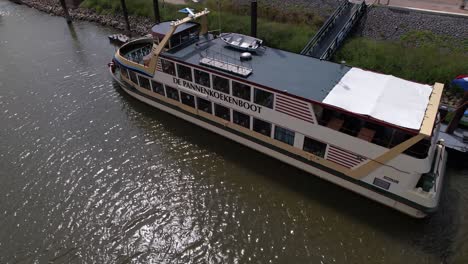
left=111, top=81, right=462, bottom=263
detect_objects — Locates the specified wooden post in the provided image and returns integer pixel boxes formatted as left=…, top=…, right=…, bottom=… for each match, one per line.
left=120, top=0, right=131, bottom=36
left=59, top=0, right=72, bottom=24
left=446, top=91, right=468, bottom=134
left=251, top=0, right=257, bottom=37
left=153, top=0, right=161, bottom=24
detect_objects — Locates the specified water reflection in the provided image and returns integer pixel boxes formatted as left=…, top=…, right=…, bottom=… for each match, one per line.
left=0, top=1, right=467, bottom=263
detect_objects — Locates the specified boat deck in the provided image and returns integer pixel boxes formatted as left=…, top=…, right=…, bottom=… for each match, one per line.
left=438, top=124, right=468, bottom=152
left=163, top=35, right=351, bottom=102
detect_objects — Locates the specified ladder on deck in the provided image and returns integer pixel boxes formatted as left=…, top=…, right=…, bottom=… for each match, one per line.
left=301, top=1, right=367, bottom=60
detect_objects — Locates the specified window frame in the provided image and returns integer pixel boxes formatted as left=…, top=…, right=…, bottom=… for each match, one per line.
left=233, top=110, right=250, bottom=129
left=232, top=81, right=251, bottom=101
left=254, top=88, right=274, bottom=108
left=197, top=97, right=212, bottom=114
left=151, top=80, right=165, bottom=96
left=274, top=125, right=295, bottom=146
left=194, top=69, right=211, bottom=88
left=138, top=75, right=151, bottom=90
left=214, top=103, right=231, bottom=121
left=253, top=118, right=272, bottom=137
left=165, top=85, right=180, bottom=102
left=212, top=75, right=230, bottom=94
left=180, top=91, right=196, bottom=108
left=161, top=59, right=176, bottom=76
left=177, top=64, right=193, bottom=82
left=303, top=137, right=327, bottom=158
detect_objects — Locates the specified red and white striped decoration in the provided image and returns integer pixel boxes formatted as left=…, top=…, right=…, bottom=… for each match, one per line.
left=275, top=94, right=314, bottom=123
left=326, top=146, right=366, bottom=169
left=156, top=58, right=162, bottom=72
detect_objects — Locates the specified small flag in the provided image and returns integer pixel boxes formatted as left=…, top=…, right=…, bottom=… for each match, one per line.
left=178, top=8, right=195, bottom=16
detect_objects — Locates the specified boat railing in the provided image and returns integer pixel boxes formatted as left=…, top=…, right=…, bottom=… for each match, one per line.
left=199, top=49, right=253, bottom=77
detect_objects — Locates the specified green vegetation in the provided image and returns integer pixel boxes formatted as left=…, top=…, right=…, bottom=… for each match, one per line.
left=334, top=31, right=468, bottom=90
left=80, top=0, right=319, bottom=53
left=81, top=1, right=468, bottom=89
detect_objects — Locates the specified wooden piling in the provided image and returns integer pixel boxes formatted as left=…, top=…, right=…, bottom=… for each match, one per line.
left=251, top=0, right=257, bottom=37
left=153, top=0, right=161, bottom=24
left=59, top=0, right=72, bottom=24
left=120, top=0, right=131, bottom=36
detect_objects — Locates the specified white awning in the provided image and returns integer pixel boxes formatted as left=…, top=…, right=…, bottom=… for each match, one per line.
left=323, top=68, right=433, bottom=130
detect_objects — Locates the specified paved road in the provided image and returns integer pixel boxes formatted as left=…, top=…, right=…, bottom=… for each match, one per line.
left=375, top=0, right=468, bottom=15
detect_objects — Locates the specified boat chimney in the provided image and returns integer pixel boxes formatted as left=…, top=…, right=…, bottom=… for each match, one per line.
left=251, top=0, right=257, bottom=37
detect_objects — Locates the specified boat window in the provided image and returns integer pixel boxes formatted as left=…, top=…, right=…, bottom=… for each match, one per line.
left=233, top=111, right=250, bottom=129
left=213, top=75, right=229, bottom=94
left=128, top=70, right=138, bottom=85
left=274, top=126, right=295, bottom=146
left=194, top=69, right=210, bottom=87
left=214, top=103, right=230, bottom=121
left=303, top=137, right=327, bottom=158
left=180, top=92, right=195, bottom=108
left=177, top=64, right=192, bottom=82
left=138, top=75, right=151, bottom=90
left=253, top=118, right=272, bottom=137
left=404, top=138, right=431, bottom=159
left=197, top=97, right=212, bottom=114
left=151, top=80, right=165, bottom=96
left=121, top=68, right=129, bottom=79
left=165, top=85, right=179, bottom=101
left=161, top=59, right=176, bottom=76
left=232, top=81, right=251, bottom=101
left=254, top=89, right=273, bottom=108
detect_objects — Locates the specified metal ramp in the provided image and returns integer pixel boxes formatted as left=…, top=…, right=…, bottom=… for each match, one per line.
left=301, top=1, right=366, bottom=60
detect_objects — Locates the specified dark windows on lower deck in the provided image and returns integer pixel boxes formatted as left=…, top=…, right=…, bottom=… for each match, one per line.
left=214, top=103, right=230, bottom=121
left=165, top=86, right=179, bottom=101
left=138, top=75, right=151, bottom=90
left=128, top=70, right=138, bottom=85
left=151, top=80, right=165, bottom=95
left=181, top=92, right=195, bottom=108
left=274, top=126, right=295, bottom=146
left=253, top=118, right=272, bottom=137
left=303, top=137, right=327, bottom=158
left=197, top=97, right=212, bottom=114
left=233, top=111, right=250, bottom=129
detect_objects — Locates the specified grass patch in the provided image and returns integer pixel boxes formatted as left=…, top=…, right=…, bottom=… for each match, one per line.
left=334, top=31, right=468, bottom=91
left=80, top=0, right=317, bottom=53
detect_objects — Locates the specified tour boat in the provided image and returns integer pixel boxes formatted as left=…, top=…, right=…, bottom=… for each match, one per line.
left=108, top=8, right=447, bottom=218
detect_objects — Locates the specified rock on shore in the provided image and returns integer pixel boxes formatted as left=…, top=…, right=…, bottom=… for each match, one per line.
left=356, top=6, right=468, bottom=40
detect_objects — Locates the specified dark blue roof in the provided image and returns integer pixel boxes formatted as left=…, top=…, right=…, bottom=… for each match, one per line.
left=162, top=34, right=351, bottom=102
left=151, top=21, right=199, bottom=36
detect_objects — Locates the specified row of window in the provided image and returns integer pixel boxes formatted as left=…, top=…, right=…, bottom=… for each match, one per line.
left=122, top=67, right=327, bottom=156
left=161, top=59, right=274, bottom=109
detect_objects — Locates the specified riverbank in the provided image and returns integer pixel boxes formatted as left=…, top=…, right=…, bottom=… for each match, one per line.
left=16, top=0, right=468, bottom=107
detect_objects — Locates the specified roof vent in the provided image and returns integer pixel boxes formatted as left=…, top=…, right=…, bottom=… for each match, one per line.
left=240, top=52, right=252, bottom=61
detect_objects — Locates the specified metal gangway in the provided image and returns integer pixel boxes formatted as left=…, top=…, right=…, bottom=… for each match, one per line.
left=301, top=0, right=367, bottom=60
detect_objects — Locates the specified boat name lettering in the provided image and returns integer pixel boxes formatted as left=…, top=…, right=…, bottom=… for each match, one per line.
left=173, top=77, right=262, bottom=114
